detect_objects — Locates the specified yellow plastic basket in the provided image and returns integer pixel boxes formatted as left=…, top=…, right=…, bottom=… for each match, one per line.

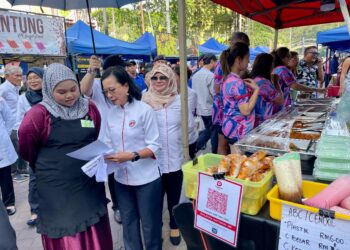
left=182, top=153, right=273, bottom=215
left=267, top=180, right=350, bottom=221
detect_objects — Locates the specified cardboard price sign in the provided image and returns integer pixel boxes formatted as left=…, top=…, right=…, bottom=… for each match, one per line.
left=279, top=204, right=350, bottom=250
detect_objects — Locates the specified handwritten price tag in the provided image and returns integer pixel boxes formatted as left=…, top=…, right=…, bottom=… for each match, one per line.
left=279, top=204, right=350, bottom=250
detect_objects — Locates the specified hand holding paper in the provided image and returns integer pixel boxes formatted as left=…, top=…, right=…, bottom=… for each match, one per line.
left=105, top=152, right=134, bottom=164
left=67, top=140, right=114, bottom=182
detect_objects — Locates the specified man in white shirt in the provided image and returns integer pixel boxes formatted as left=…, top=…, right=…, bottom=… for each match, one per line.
left=80, top=55, right=125, bottom=224
left=191, top=53, right=218, bottom=153
left=0, top=65, right=28, bottom=178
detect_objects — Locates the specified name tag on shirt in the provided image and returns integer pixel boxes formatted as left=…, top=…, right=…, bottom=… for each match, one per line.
left=81, top=119, right=95, bottom=128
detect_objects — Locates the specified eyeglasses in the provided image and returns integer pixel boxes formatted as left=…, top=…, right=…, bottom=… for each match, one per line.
left=102, top=88, right=118, bottom=95
left=308, top=51, right=319, bottom=55
left=150, top=76, right=168, bottom=81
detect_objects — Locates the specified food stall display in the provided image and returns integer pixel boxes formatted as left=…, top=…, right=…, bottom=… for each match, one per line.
left=235, top=99, right=336, bottom=159
left=182, top=152, right=273, bottom=215
left=268, top=152, right=350, bottom=220
left=313, top=110, right=350, bottom=181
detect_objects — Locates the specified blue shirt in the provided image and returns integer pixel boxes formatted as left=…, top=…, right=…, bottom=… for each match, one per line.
left=133, top=75, right=147, bottom=92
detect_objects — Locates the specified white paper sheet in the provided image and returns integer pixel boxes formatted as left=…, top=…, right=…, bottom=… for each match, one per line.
left=68, top=140, right=115, bottom=182
left=81, top=155, right=101, bottom=178
left=67, top=140, right=113, bottom=161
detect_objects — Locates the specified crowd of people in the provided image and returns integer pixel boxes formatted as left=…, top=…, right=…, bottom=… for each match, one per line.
left=0, top=31, right=339, bottom=250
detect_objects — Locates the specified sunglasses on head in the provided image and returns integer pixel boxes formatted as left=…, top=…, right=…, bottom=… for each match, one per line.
left=151, top=76, right=168, bottom=81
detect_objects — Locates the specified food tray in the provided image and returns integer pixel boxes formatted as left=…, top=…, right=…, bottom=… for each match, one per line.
left=295, top=98, right=335, bottom=106
left=267, top=180, right=350, bottom=221
left=182, top=153, right=273, bottom=215
left=236, top=134, right=316, bottom=160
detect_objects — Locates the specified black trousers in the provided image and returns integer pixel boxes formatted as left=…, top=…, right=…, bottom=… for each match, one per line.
left=0, top=201, right=17, bottom=249
left=162, top=170, right=183, bottom=230
left=10, top=130, right=27, bottom=173
left=107, top=173, right=118, bottom=210
left=189, top=142, right=197, bottom=160
left=0, top=166, right=15, bottom=207
left=28, top=167, right=38, bottom=214
left=115, top=178, right=162, bottom=250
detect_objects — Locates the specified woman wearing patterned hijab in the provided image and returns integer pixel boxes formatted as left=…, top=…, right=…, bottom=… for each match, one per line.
left=18, top=63, right=112, bottom=250
left=143, top=64, right=195, bottom=246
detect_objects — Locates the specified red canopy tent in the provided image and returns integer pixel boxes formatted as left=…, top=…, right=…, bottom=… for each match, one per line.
left=211, top=0, right=350, bottom=29
left=211, top=0, right=350, bottom=47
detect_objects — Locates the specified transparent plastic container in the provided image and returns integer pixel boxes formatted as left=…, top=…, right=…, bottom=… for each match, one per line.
left=315, top=158, right=350, bottom=171
left=313, top=167, right=350, bottom=181
left=182, top=153, right=273, bottom=215
left=316, top=135, right=350, bottom=160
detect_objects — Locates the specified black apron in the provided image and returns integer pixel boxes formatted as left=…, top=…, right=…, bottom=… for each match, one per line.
left=35, top=114, right=108, bottom=239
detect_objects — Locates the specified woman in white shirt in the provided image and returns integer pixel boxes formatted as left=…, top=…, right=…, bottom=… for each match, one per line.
left=16, top=67, right=44, bottom=226
left=0, top=97, right=17, bottom=216
left=173, top=65, right=198, bottom=159
left=101, top=66, right=162, bottom=250
left=143, top=64, right=193, bottom=246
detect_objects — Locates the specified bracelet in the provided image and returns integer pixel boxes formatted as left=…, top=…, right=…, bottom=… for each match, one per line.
left=87, top=68, right=97, bottom=75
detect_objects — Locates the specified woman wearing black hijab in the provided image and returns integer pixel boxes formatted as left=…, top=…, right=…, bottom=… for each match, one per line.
left=15, top=67, right=44, bottom=227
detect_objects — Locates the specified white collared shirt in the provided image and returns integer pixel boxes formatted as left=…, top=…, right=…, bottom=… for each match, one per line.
left=191, top=67, right=214, bottom=116
left=104, top=100, right=161, bottom=186
left=0, top=98, right=17, bottom=168
left=0, top=80, right=20, bottom=129
left=154, top=95, right=195, bottom=174
left=90, top=80, right=112, bottom=141
left=187, top=87, right=198, bottom=144
left=15, top=94, right=31, bottom=130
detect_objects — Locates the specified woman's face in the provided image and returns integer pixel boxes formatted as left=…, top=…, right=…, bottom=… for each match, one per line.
left=27, top=72, right=43, bottom=91
left=239, top=54, right=249, bottom=72
left=53, top=80, right=80, bottom=107
left=288, top=56, right=299, bottom=69
left=282, top=53, right=292, bottom=66
left=102, top=74, right=129, bottom=106
left=151, top=72, right=169, bottom=93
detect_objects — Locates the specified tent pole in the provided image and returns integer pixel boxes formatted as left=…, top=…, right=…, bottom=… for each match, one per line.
left=85, top=0, right=97, bottom=54
left=178, top=0, right=190, bottom=161
left=273, top=28, right=278, bottom=50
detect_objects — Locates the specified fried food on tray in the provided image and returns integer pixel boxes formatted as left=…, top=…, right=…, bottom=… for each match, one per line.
left=206, top=151, right=271, bottom=182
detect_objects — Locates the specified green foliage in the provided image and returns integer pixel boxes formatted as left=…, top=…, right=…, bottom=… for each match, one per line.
left=90, top=0, right=343, bottom=56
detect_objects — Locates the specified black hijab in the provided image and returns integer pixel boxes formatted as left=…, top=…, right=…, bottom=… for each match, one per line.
left=25, top=67, right=44, bottom=106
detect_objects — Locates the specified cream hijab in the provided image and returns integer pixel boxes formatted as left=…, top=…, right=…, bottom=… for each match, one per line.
left=142, top=64, right=178, bottom=110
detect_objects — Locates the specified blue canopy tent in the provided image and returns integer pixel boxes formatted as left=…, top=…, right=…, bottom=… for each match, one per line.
left=198, top=38, right=269, bottom=61
left=66, top=20, right=152, bottom=55
left=317, top=25, right=350, bottom=51
left=198, top=38, right=228, bottom=54
left=133, top=32, right=157, bottom=57
left=250, top=46, right=270, bottom=61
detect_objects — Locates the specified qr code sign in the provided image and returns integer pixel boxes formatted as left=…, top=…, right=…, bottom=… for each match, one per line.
left=206, top=188, right=228, bottom=215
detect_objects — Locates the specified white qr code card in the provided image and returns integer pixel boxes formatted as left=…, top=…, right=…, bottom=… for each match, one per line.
left=194, top=172, right=243, bottom=247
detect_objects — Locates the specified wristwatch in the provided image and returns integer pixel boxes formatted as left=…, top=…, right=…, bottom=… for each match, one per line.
left=131, top=152, right=141, bottom=162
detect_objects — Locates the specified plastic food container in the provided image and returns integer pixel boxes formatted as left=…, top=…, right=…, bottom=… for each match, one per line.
left=182, top=153, right=273, bottom=215
left=267, top=180, right=350, bottom=221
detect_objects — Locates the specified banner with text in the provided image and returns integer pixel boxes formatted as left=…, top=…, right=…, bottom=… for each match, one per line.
left=0, top=10, right=66, bottom=56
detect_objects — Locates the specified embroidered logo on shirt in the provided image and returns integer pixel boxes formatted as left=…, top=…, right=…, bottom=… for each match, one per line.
left=129, top=120, right=136, bottom=127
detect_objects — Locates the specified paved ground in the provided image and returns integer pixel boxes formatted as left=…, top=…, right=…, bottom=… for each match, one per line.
left=9, top=179, right=187, bottom=250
